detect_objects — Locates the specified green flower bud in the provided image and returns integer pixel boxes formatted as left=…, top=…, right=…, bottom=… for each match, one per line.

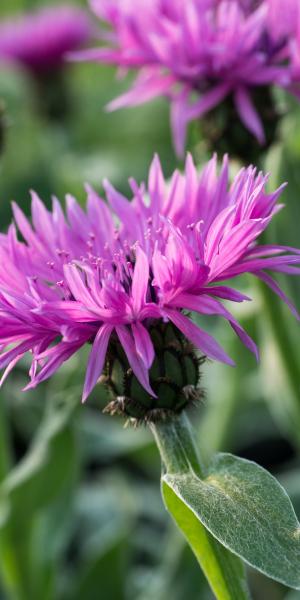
left=199, top=86, right=281, bottom=165
left=103, top=322, right=205, bottom=424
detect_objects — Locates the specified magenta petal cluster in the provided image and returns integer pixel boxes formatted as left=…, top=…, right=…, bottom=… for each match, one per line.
left=0, top=5, right=92, bottom=74
left=0, top=154, right=299, bottom=401
left=73, top=0, right=300, bottom=154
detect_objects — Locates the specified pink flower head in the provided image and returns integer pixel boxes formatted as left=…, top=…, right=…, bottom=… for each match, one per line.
left=0, top=5, right=92, bottom=74
left=0, top=154, right=299, bottom=402
left=266, top=0, right=299, bottom=41
left=72, top=0, right=300, bottom=155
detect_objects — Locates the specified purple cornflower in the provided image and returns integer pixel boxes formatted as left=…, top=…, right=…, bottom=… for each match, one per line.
left=0, top=5, right=91, bottom=74
left=73, top=0, right=300, bottom=155
left=0, top=154, right=299, bottom=402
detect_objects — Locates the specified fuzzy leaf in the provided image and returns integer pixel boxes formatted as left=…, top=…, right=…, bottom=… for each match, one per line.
left=162, top=482, right=250, bottom=600
left=163, top=453, right=300, bottom=590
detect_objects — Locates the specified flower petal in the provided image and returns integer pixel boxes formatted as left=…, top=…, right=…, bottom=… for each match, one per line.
left=132, top=322, right=155, bottom=368
left=235, top=87, right=265, bottom=144
left=116, top=325, right=156, bottom=396
left=131, top=247, right=149, bottom=314
left=82, top=324, right=114, bottom=402
left=25, top=341, right=82, bottom=390
left=165, top=309, right=235, bottom=366
left=255, top=271, right=300, bottom=320
left=170, top=293, right=258, bottom=360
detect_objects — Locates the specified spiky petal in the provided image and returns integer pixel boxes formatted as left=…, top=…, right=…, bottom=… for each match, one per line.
left=72, top=0, right=300, bottom=154
left=0, top=154, right=299, bottom=401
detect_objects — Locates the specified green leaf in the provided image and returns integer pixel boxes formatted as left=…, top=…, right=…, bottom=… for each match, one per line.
left=285, top=592, right=300, bottom=600
left=163, top=453, right=300, bottom=591
left=151, top=414, right=251, bottom=600
left=0, top=393, right=78, bottom=600
left=0, top=393, right=77, bottom=528
left=72, top=535, right=127, bottom=600
left=65, top=475, right=134, bottom=600
left=162, top=483, right=250, bottom=600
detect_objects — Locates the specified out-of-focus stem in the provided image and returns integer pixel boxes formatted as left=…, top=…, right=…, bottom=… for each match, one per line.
left=0, top=397, right=12, bottom=482
left=0, top=99, right=6, bottom=158
left=259, top=280, right=300, bottom=437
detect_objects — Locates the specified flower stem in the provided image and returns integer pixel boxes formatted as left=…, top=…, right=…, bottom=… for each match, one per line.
left=258, top=280, right=300, bottom=442
left=0, top=397, right=12, bottom=482
left=0, top=99, right=6, bottom=158
left=0, top=401, right=31, bottom=600
left=253, top=151, right=300, bottom=444
left=150, top=412, right=251, bottom=600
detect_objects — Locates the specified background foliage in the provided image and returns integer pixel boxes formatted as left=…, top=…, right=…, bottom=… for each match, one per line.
left=0, top=1, right=300, bottom=599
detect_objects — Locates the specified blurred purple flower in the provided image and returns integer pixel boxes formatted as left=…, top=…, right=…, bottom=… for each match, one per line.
left=0, top=154, right=299, bottom=400
left=266, top=0, right=299, bottom=41
left=0, top=5, right=91, bottom=74
left=72, top=0, right=300, bottom=155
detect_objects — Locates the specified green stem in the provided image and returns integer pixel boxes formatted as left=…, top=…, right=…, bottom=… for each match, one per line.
left=150, top=412, right=251, bottom=600
left=0, top=401, right=31, bottom=600
left=258, top=280, right=300, bottom=438
left=0, top=401, right=25, bottom=600
left=151, top=412, right=206, bottom=476
left=0, top=99, right=5, bottom=159
left=0, top=397, right=12, bottom=482
left=0, top=530, right=32, bottom=600
left=254, top=152, right=300, bottom=442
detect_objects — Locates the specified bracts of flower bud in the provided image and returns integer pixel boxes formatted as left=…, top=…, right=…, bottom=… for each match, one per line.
left=102, top=321, right=206, bottom=425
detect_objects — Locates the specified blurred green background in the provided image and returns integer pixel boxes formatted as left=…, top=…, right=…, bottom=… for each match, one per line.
left=1, top=1, right=300, bottom=599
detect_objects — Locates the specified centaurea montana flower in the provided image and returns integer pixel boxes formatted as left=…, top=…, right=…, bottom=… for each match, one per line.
left=73, top=0, right=300, bottom=155
left=0, top=155, right=299, bottom=416
left=0, top=5, right=91, bottom=75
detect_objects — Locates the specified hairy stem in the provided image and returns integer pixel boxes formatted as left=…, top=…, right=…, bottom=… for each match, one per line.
left=150, top=412, right=252, bottom=600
